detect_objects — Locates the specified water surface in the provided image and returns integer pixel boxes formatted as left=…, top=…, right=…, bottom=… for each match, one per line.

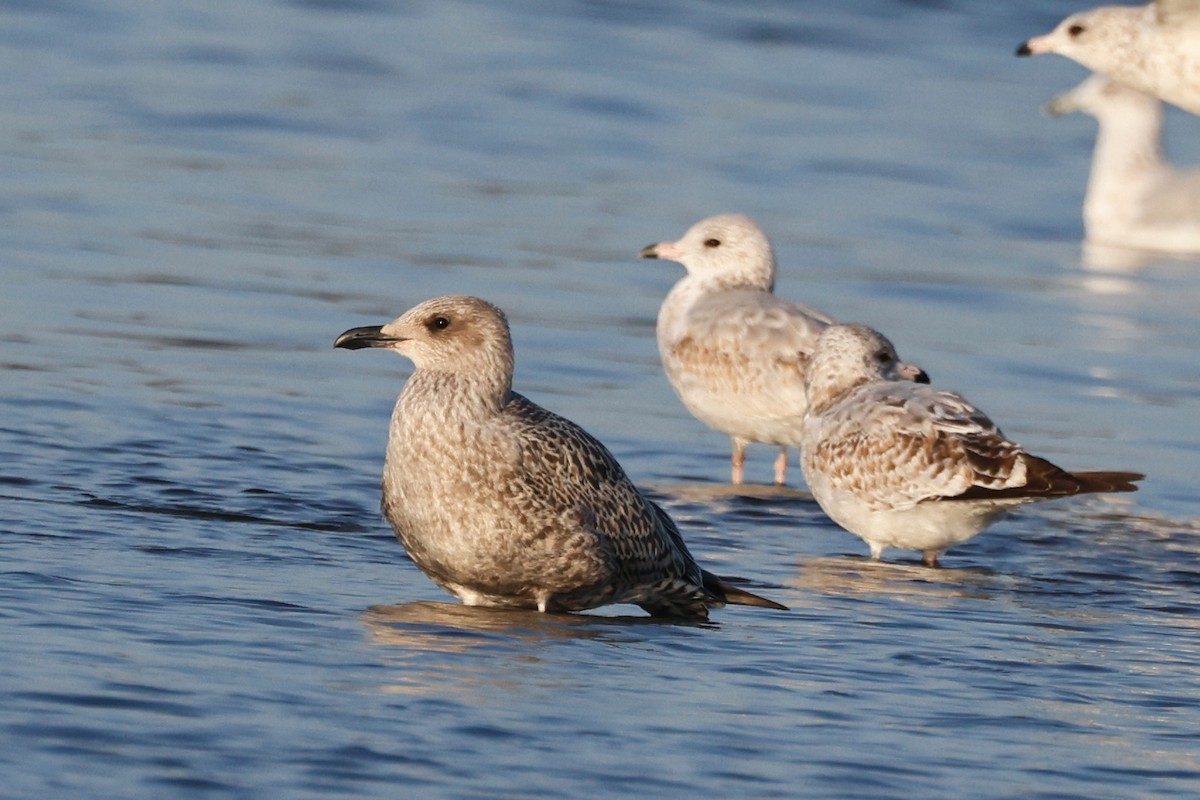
left=4, top=1, right=1200, bottom=798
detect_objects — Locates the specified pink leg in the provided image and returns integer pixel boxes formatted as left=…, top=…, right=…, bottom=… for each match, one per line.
left=731, top=438, right=746, bottom=485
left=773, top=447, right=788, bottom=486
left=922, top=550, right=940, bottom=568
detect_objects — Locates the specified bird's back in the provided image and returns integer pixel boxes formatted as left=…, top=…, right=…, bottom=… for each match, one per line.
left=500, top=394, right=708, bottom=590
left=806, top=379, right=1142, bottom=508
left=384, top=382, right=716, bottom=613
left=803, top=381, right=1020, bottom=511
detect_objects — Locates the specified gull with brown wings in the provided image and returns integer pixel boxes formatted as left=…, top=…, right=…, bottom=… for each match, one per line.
left=335, top=294, right=786, bottom=618
left=800, top=324, right=1143, bottom=567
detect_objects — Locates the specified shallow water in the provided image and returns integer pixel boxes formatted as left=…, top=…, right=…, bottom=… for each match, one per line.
left=4, top=0, right=1200, bottom=797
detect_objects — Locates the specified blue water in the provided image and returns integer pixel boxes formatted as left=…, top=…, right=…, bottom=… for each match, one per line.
left=4, top=1, right=1200, bottom=797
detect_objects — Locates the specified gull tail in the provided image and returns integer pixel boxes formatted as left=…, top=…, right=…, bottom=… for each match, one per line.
left=956, top=458, right=1144, bottom=501
left=1069, top=470, right=1144, bottom=495
left=704, top=571, right=788, bottom=611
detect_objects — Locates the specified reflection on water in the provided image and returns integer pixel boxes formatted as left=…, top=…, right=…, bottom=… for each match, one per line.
left=1081, top=241, right=1165, bottom=274
left=1076, top=269, right=1142, bottom=300
left=361, top=603, right=567, bottom=696
left=787, top=556, right=1005, bottom=604
left=1077, top=213, right=1200, bottom=269
left=360, top=601, right=701, bottom=697
left=6, top=0, right=1200, bottom=796
left=646, top=481, right=811, bottom=505
left=643, top=481, right=813, bottom=529
left=362, top=600, right=668, bottom=648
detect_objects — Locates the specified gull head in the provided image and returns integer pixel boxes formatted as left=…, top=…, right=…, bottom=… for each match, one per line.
left=1017, top=6, right=1143, bottom=67
left=804, top=324, right=927, bottom=414
left=335, top=295, right=515, bottom=378
left=640, top=213, right=776, bottom=289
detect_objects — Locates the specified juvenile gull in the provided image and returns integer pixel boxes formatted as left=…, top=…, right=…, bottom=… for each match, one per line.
left=641, top=213, right=926, bottom=486
left=800, top=324, right=1143, bottom=567
left=335, top=295, right=786, bottom=619
left=1017, top=0, right=1200, bottom=116
left=1046, top=73, right=1200, bottom=254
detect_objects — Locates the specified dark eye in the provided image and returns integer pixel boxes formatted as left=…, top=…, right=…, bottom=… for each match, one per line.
left=703, top=238, right=721, bottom=248
left=428, top=315, right=450, bottom=331
left=1068, top=24, right=1085, bottom=37
left=872, top=349, right=893, bottom=366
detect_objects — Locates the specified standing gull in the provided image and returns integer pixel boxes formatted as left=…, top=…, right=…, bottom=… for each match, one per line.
left=1017, top=0, right=1200, bottom=116
left=800, top=324, right=1143, bottom=567
left=335, top=295, right=786, bottom=618
left=641, top=213, right=926, bottom=486
left=1045, top=73, right=1200, bottom=254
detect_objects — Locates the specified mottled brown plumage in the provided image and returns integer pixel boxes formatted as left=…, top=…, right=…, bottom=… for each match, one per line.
left=801, top=324, right=1144, bottom=566
left=336, top=295, right=786, bottom=617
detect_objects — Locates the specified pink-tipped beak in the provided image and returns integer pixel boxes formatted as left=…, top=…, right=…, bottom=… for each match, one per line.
left=1016, top=33, right=1054, bottom=57
left=898, top=362, right=930, bottom=384
left=640, top=241, right=685, bottom=261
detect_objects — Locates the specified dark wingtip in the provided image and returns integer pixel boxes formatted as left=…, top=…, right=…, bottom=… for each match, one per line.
left=1016, top=41, right=1033, bottom=57
left=954, top=460, right=1144, bottom=502
left=1074, top=471, right=1145, bottom=494
left=708, top=573, right=789, bottom=611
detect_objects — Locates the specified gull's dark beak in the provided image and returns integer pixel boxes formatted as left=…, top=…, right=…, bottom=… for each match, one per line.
left=640, top=243, right=660, bottom=259
left=897, top=362, right=930, bottom=384
left=334, top=325, right=402, bottom=350
left=1015, top=41, right=1033, bottom=56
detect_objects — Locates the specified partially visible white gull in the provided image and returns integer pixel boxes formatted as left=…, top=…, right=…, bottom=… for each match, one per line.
left=800, top=324, right=1143, bottom=567
left=640, top=213, right=927, bottom=487
left=1018, top=0, right=1200, bottom=116
left=1046, top=73, right=1200, bottom=254
left=334, top=294, right=786, bottom=618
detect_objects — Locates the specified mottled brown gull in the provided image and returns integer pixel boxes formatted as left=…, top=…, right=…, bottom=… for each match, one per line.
left=1046, top=73, right=1200, bottom=254
left=335, top=295, right=786, bottom=619
left=800, top=324, right=1143, bottom=567
left=641, top=213, right=927, bottom=487
left=1017, top=0, right=1200, bottom=116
